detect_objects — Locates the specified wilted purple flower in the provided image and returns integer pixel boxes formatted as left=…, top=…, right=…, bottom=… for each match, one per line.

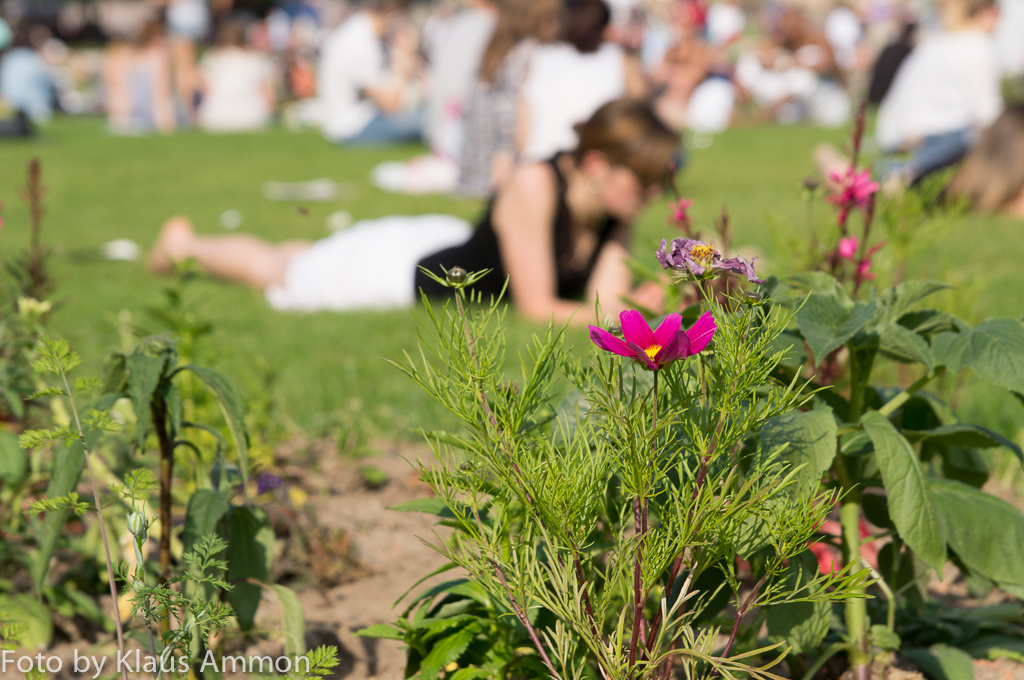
left=656, top=238, right=764, bottom=284
left=256, top=472, right=283, bottom=495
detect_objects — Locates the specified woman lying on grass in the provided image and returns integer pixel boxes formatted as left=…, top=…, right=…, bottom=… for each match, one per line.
left=149, top=98, right=678, bottom=326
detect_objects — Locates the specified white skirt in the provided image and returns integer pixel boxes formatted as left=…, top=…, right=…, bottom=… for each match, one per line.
left=265, top=214, right=472, bottom=312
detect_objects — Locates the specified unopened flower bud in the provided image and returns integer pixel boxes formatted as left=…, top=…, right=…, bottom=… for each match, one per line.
left=802, top=177, right=820, bottom=191
left=743, top=291, right=764, bottom=306
left=446, top=267, right=467, bottom=285
left=127, top=511, right=147, bottom=540
left=459, top=462, right=474, bottom=473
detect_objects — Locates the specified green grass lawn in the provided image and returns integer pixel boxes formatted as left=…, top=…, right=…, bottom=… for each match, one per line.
left=0, top=118, right=1019, bottom=441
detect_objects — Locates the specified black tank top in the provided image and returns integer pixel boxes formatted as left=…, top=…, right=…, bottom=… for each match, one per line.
left=414, top=157, right=620, bottom=301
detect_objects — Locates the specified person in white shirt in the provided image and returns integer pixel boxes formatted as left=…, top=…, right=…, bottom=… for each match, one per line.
left=519, top=0, right=646, bottom=161
left=874, top=0, right=1002, bottom=183
left=317, top=0, right=422, bottom=144
left=424, top=0, right=497, bottom=160
left=994, top=0, right=1024, bottom=76
left=197, top=20, right=276, bottom=132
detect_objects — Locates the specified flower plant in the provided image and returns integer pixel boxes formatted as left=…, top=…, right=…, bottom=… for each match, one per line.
left=371, top=265, right=870, bottom=680
left=745, top=105, right=1024, bottom=679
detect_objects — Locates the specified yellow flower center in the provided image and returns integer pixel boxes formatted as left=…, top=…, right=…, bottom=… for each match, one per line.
left=644, top=344, right=662, bottom=360
left=691, top=244, right=716, bottom=266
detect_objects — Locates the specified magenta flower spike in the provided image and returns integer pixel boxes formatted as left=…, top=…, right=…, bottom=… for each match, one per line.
left=589, top=310, right=716, bottom=371
left=827, top=168, right=880, bottom=224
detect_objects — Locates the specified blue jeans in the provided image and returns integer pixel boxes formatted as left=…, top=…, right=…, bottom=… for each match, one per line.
left=343, top=110, right=424, bottom=146
left=879, top=128, right=973, bottom=184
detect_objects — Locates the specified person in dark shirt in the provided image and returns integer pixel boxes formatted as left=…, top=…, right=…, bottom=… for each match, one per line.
left=149, top=99, right=680, bottom=326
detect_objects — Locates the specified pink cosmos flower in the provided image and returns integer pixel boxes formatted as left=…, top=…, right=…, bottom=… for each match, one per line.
left=589, top=310, right=716, bottom=371
left=837, top=236, right=858, bottom=260
left=827, top=168, right=879, bottom=225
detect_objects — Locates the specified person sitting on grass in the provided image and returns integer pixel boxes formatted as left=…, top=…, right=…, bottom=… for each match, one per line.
left=149, top=98, right=677, bottom=326
left=947, top=106, right=1024, bottom=217
left=817, top=0, right=1002, bottom=188
left=317, top=0, right=423, bottom=145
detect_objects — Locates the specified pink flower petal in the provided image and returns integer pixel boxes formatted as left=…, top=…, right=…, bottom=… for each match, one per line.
left=619, top=310, right=655, bottom=348
left=655, top=330, right=691, bottom=365
left=653, top=314, right=683, bottom=348
left=589, top=326, right=634, bottom=358
left=628, top=341, right=657, bottom=370
left=838, top=236, right=858, bottom=260
left=684, top=312, right=717, bottom=356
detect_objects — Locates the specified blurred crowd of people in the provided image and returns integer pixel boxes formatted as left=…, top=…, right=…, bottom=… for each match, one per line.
left=0, top=0, right=1023, bottom=208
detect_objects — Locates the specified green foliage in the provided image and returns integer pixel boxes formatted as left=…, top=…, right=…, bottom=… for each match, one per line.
left=767, top=263, right=1024, bottom=673
left=377, top=285, right=870, bottom=680
left=861, top=412, right=945, bottom=571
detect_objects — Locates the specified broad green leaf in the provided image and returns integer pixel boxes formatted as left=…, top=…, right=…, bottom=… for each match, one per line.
left=445, top=581, right=492, bottom=609
left=355, top=624, right=406, bottom=641
left=769, top=330, right=809, bottom=368
left=877, top=322, right=934, bottom=371
left=0, top=593, right=53, bottom=650
left=733, top=511, right=771, bottom=558
left=758, top=407, right=837, bottom=495
left=182, top=489, right=231, bottom=555
left=418, top=625, right=476, bottom=680
left=878, top=280, right=951, bottom=321
left=265, top=583, right=305, bottom=656
left=903, top=644, right=975, bottom=680
left=899, top=309, right=966, bottom=337
left=161, top=382, right=183, bottom=440
left=929, top=478, right=1024, bottom=588
left=31, top=442, right=85, bottom=591
left=126, top=351, right=167, bottom=449
left=795, top=294, right=877, bottom=364
left=861, top=412, right=946, bottom=571
left=962, top=635, right=1024, bottom=663
left=906, top=424, right=1023, bottom=462
left=765, top=553, right=830, bottom=654
left=871, top=624, right=902, bottom=651
left=938, top=447, right=988, bottom=489
left=408, top=579, right=493, bottom=613
left=0, top=431, right=27, bottom=485
left=223, top=506, right=275, bottom=630
left=179, top=365, right=250, bottom=492
left=932, top=319, right=1024, bottom=394
left=785, top=272, right=848, bottom=299
left=450, top=668, right=491, bottom=680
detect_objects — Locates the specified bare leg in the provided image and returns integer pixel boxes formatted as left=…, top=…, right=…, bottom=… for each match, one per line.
left=149, top=216, right=313, bottom=290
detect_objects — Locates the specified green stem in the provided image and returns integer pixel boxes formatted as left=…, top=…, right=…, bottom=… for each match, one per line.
left=59, top=370, right=129, bottom=680
left=838, top=475, right=870, bottom=679
left=800, top=642, right=847, bottom=680
left=878, top=368, right=946, bottom=418
left=864, top=560, right=895, bottom=631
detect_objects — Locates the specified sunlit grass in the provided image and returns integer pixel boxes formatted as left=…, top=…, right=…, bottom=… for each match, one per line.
left=0, top=118, right=1017, bottom=439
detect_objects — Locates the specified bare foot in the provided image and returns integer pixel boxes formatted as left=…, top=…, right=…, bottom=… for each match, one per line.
left=148, top=217, right=195, bottom=273
left=814, top=143, right=850, bottom=191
